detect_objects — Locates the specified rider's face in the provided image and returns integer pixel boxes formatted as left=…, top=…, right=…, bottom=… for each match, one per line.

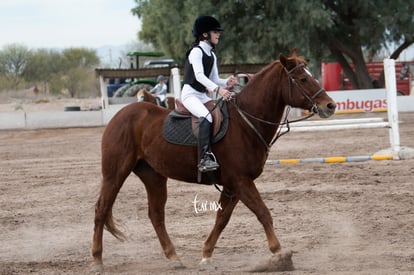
left=210, top=31, right=221, bottom=45
left=203, top=30, right=221, bottom=46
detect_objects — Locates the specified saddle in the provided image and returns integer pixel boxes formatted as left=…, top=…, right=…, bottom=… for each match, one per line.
left=162, top=99, right=229, bottom=146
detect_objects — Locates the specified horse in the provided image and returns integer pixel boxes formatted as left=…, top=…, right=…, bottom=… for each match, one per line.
left=136, top=87, right=175, bottom=109
left=92, top=49, right=337, bottom=272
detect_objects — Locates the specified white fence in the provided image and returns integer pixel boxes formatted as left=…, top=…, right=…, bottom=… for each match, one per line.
left=1, top=59, right=414, bottom=143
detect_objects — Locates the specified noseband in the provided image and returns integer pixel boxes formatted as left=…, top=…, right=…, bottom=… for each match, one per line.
left=284, top=63, right=325, bottom=113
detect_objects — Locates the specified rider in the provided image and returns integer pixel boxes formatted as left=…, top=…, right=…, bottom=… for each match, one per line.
left=149, top=75, right=168, bottom=107
left=181, top=15, right=237, bottom=172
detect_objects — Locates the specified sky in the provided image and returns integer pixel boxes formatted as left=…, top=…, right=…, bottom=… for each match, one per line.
left=0, top=0, right=141, bottom=49
left=0, top=0, right=412, bottom=63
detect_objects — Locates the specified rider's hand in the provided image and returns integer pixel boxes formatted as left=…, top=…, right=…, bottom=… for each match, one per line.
left=217, top=87, right=232, bottom=101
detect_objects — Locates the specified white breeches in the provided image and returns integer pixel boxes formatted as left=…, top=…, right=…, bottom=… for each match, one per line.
left=181, top=84, right=213, bottom=122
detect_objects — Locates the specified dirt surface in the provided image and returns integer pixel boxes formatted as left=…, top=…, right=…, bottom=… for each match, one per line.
left=1, top=99, right=414, bottom=274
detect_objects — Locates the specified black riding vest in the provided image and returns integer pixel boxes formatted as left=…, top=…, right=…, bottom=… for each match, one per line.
left=183, top=46, right=214, bottom=93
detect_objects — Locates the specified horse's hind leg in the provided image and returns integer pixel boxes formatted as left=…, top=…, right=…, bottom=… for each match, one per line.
left=92, top=150, right=136, bottom=271
left=134, top=160, right=184, bottom=269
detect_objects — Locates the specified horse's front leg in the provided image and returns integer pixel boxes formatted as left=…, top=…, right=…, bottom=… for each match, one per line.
left=200, top=190, right=239, bottom=269
left=238, top=181, right=281, bottom=253
left=239, top=181, right=294, bottom=272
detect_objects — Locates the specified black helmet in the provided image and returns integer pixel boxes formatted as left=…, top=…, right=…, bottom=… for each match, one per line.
left=192, top=16, right=224, bottom=37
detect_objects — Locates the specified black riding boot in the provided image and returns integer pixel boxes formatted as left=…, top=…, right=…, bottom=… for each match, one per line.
left=198, top=118, right=219, bottom=172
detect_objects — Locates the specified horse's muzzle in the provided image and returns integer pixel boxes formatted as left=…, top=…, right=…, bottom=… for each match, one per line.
left=317, top=102, right=336, bottom=118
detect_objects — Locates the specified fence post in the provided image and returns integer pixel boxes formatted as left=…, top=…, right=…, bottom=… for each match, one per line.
left=171, top=68, right=181, bottom=109
left=99, top=75, right=108, bottom=110
left=384, top=58, right=401, bottom=159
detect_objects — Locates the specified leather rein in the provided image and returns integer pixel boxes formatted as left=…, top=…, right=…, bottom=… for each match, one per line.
left=231, top=63, right=326, bottom=155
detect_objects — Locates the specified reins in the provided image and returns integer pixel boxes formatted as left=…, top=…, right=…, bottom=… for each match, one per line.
left=192, top=64, right=323, bottom=198
left=229, top=63, right=325, bottom=154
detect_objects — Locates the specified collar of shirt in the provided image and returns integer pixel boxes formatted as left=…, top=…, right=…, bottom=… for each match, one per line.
left=198, top=41, right=213, bottom=56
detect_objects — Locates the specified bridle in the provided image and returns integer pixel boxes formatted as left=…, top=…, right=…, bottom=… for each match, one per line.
left=230, top=62, right=326, bottom=154
left=284, top=63, right=326, bottom=114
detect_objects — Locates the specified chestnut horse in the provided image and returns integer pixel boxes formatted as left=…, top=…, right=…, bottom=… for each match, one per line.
left=136, top=87, right=175, bottom=109
left=92, top=49, right=336, bottom=272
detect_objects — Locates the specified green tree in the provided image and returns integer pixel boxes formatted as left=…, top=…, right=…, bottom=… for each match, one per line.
left=0, top=45, right=100, bottom=96
left=58, top=48, right=100, bottom=97
left=132, top=0, right=207, bottom=64
left=24, top=49, right=65, bottom=94
left=132, top=0, right=414, bottom=89
left=61, top=47, right=100, bottom=69
left=315, top=0, right=414, bottom=88
left=0, top=44, right=31, bottom=89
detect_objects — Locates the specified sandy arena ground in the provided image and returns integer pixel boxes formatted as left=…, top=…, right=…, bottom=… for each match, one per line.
left=0, top=96, right=414, bottom=274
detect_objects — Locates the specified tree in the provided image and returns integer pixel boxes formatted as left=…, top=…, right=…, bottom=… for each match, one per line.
left=0, top=45, right=100, bottom=96
left=132, top=0, right=207, bottom=64
left=0, top=44, right=30, bottom=89
left=315, top=0, right=414, bottom=89
left=61, top=47, right=100, bottom=69
left=24, top=49, right=64, bottom=87
left=57, top=48, right=100, bottom=97
left=132, top=0, right=414, bottom=89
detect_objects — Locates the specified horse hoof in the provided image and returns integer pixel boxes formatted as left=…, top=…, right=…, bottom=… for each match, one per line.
left=199, top=257, right=217, bottom=271
left=250, top=250, right=294, bottom=272
left=90, top=262, right=103, bottom=274
left=170, top=259, right=186, bottom=269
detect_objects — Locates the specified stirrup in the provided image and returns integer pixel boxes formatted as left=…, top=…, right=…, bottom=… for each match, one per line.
left=198, top=152, right=219, bottom=172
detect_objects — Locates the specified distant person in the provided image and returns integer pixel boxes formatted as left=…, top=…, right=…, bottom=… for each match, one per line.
left=33, top=85, right=39, bottom=97
left=149, top=75, right=168, bottom=107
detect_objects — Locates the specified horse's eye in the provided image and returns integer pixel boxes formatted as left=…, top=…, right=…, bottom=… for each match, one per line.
left=300, top=77, right=307, bottom=83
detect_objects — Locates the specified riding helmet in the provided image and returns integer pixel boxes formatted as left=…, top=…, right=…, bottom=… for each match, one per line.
left=192, top=16, right=224, bottom=37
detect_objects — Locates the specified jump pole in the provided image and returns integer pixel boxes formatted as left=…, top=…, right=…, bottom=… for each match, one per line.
left=266, top=155, right=393, bottom=165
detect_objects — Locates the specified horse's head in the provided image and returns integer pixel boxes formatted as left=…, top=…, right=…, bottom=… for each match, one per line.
left=136, top=88, right=149, bottom=102
left=279, top=49, right=336, bottom=118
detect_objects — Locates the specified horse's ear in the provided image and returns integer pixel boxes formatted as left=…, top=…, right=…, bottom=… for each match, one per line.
left=279, top=53, right=288, bottom=67
left=290, top=48, right=298, bottom=57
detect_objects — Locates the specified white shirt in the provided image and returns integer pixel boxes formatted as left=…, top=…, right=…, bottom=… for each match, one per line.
left=150, top=82, right=167, bottom=101
left=181, top=41, right=228, bottom=104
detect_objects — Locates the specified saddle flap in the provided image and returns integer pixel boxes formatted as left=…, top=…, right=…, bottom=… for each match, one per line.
left=175, top=99, right=223, bottom=137
left=163, top=100, right=228, bottom=146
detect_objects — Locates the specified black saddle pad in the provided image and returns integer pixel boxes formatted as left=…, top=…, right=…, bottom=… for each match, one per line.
left=162, top=101, right=229, bottom=146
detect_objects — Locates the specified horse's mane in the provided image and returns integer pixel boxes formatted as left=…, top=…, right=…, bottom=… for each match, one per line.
left=238, top=60, right=281, bottom=94
left=240, top=53, right=308, bottom=93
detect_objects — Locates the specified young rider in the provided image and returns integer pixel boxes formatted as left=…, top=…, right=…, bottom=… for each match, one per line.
left=181, top=15, right=237, bottom=172
left=149, top=75, right=168, bottom=107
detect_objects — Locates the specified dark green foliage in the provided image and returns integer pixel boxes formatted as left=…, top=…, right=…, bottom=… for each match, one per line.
left=133, top=0, right=414, bottom=89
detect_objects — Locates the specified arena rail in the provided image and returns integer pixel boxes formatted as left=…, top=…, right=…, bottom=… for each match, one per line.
left=266, top=155, right=394, bottom=165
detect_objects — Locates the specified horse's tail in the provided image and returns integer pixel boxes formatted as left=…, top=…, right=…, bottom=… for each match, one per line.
left=97, top=103, right=142, bottom=242
left=104, top=208, right=127, bottom=241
